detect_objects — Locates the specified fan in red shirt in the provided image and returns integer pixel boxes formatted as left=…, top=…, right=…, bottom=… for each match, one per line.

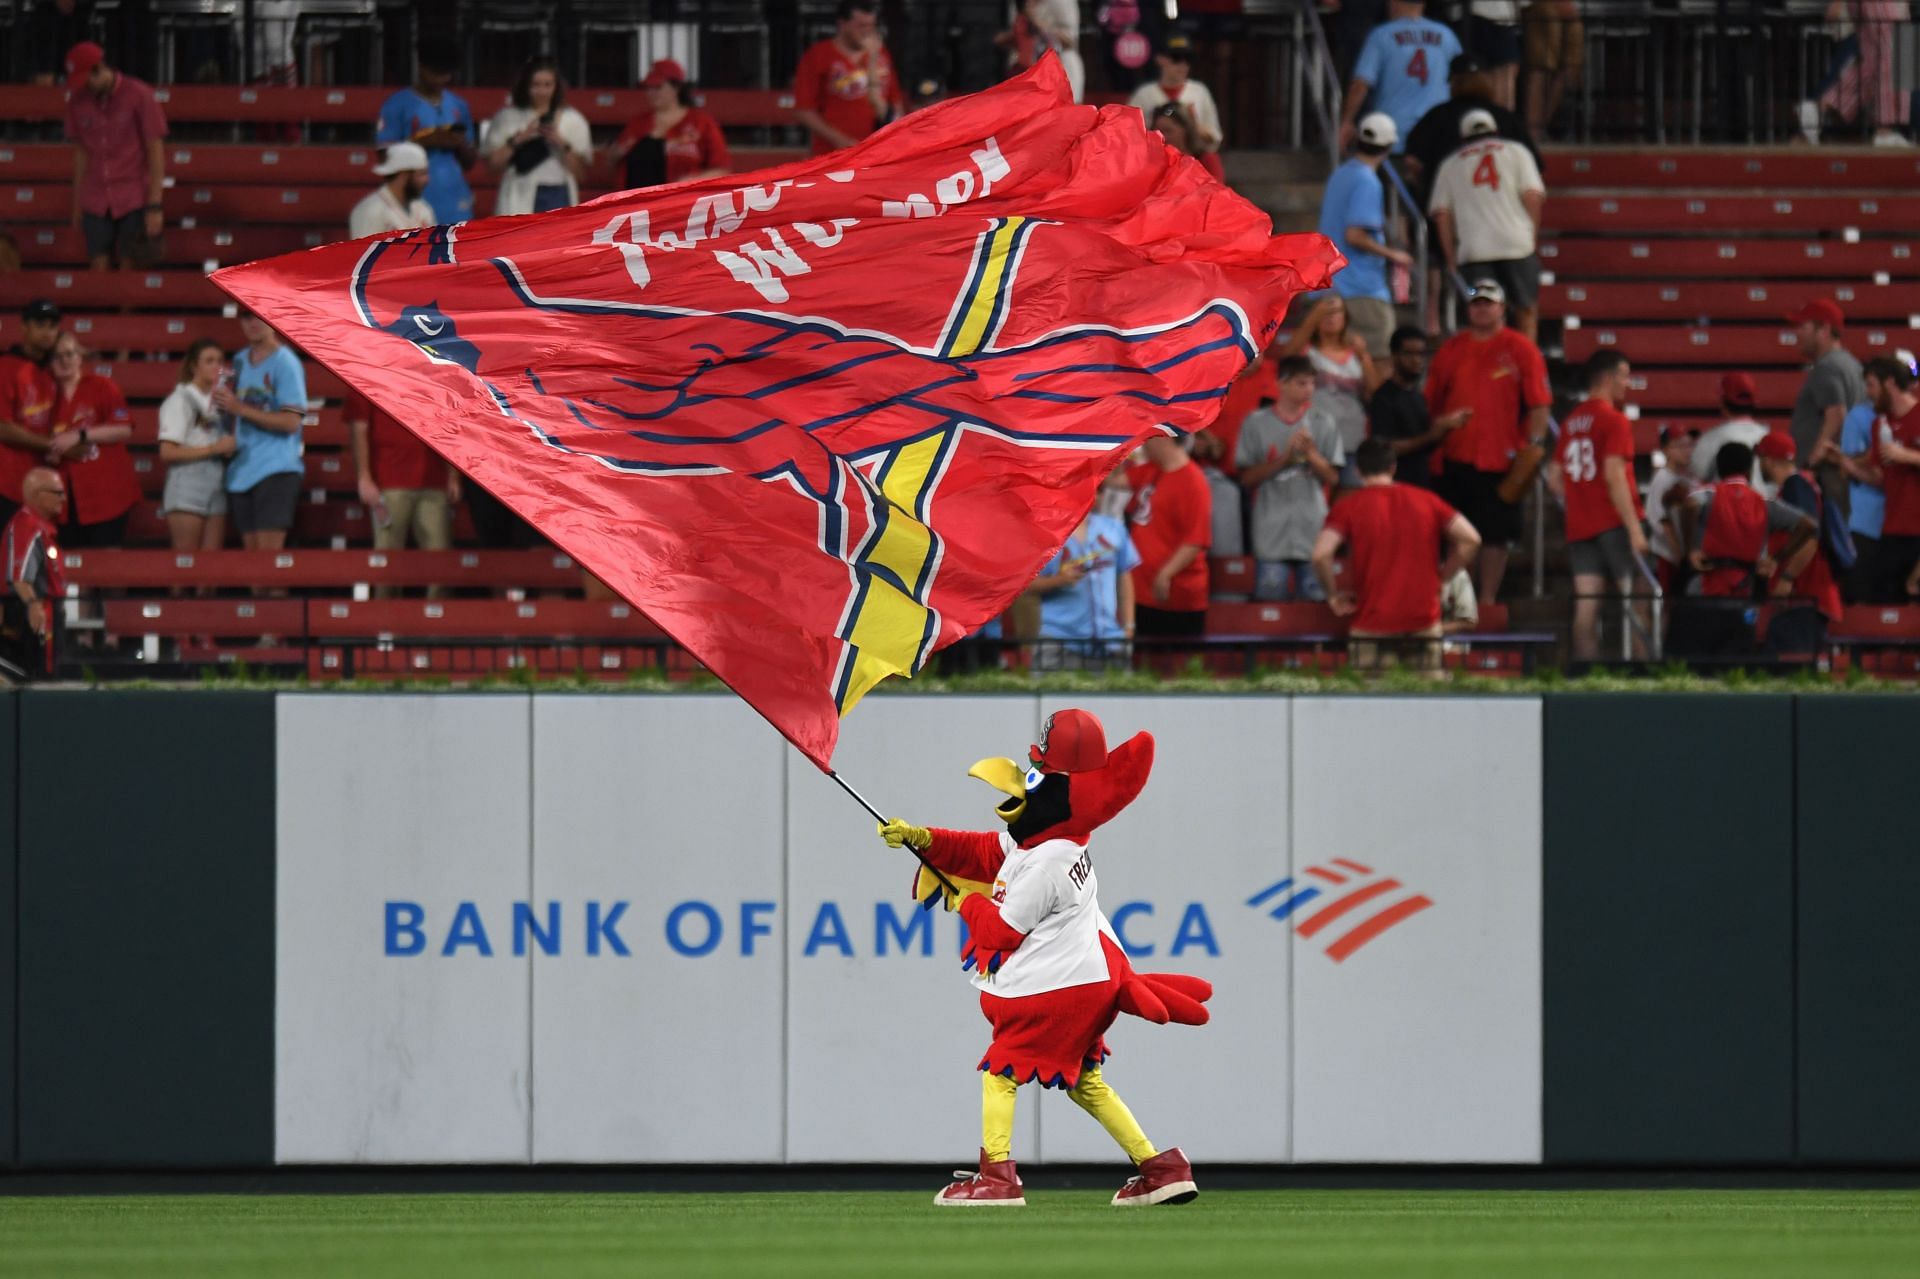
left=792, top=0, right=905, bottom=156
left=0, top=299, right=61, bottom=523
left=45, top=333, right=139, bottom=546
left=1, top=467, right=67, bottom=678
left=1126, top=435, right=1212, bottom=635
left=607, top=60, right=732, bottom=191
left=1753, top=431, right=1843, bottom=654
left=1313, top=438, right=1481, bottom=674
left=346, top=390, right=457, bottom=562
left=1423, top=279, right=1551, bottom=603
left=1867, top=355, right=1920, bottom=596
left=1553, top=351, right=1650, bottom=661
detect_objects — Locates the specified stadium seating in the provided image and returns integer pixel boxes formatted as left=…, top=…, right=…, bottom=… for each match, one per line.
left=66, top=549, right=584, bottom=591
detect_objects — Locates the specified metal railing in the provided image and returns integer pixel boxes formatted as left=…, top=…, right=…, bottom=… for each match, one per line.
left=1625, top=551, right=1665, bottom=663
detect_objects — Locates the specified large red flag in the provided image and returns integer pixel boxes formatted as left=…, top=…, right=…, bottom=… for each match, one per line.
left=214, top=59, right=1339, bottom=768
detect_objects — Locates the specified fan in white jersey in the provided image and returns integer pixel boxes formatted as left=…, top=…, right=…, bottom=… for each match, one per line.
left=878, top=707, right=1212, bottom=1208
left=1428, top=108, right=1547, bottom=339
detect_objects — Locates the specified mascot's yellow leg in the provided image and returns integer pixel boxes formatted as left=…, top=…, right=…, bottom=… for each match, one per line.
left=1068, top=1066, right=1158, bottom=1165
left=982, top=1071, right=1021, bottom=1162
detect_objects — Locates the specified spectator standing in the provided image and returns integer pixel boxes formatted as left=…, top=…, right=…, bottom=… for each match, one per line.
left=1428, top=109, right=1546, bottom=341
left=1316, top=113, right=1410, bottom=358
left=1462, top=1, right=1521, bottom=108
left=1645, top=425, right=1699, bottom=594
left=608, top=60, right=732, bottom=190
left=44, top=332, right=137, bottom=547
left=1029, top=489, right=1139, bottom=669
left=1369, top=326, right=1467, bottom=486
left=1787, top=298, right=1866, bottom=511
left=1235, top=356, right=1344, bottom=601
left=214, top=313, right=306, bottom=554
left=1754, top=431, right=1844, bottom=654
left=1812, top=0, right=1912, bottom=146
left=1866, top=355, right=1920, bottom=599
left=1521, top=0, right=1583, bottom=137
left=0, top=468, right=67, bottom=681
left=1003, top=0, right=1087, bottom=103
left=156, top=338, right=235, bottom=553
left=1691, top=372, right=1769, bottom=485
left=1424, top=278, right=1551, bottom=601
left=1129, top=36, right=1225, bottom=180
left=1815, top=359, right=1896, bottom=600
left=347, top=142, right=435, bottom=240
left=1189, top=430, right=1245, bottom=558
left=1404, top=53, right=1538, bottom=202
left=482, top=57, right=593, bottom=217
left=1554, top=352, right=1649, bottom=661
left=1126, top=435, right=1212, bottom=636
left=1671, top=441, right=1817, bottom=659
left=1203, top=348, right=1278, bottom=475
left=0, top=300, right=61, bottom=526
left=348, top=390, right=456, bottom=557
left=792, top=0, right=905, bottom=156
left=1281, top=295, right=1385, bottom=465
left=63, top=42, right=167, bottom=272
left=1340, top=0, right=1461, bottom=153
left=1312, top=437, right=1481, bottom=673
left=377, top=38, right=478, bottom=225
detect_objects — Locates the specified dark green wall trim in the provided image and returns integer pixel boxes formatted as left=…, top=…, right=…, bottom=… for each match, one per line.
left=1, top=692, right=17, bottom=1169
left=1795, top=696, right=1920, bottom=1162
left=1544, top=694, right=1797, bottom=1163
left=16, top=691, right=275, bottom=1168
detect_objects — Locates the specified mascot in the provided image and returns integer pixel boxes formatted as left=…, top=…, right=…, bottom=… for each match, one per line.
left=878, top=708, right=1212, bottom=1207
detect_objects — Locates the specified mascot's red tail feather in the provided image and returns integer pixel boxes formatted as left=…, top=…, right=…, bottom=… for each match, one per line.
left=1117, top=972, right=1214, bottom=1027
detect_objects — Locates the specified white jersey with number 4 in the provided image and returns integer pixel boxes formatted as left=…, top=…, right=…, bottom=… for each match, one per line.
left=976, top=832, right=1118, bottom=997
left=1428, top=136, right=1545, bottom=264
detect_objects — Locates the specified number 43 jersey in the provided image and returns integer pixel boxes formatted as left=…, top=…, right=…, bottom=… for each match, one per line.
left=1560, top=396, right=1645, bottom=544
left=1428, top=137, right=1547, bottom=264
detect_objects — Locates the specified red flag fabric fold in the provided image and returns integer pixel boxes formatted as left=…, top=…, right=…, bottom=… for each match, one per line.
left=214, top=58, right=1341, bottom=768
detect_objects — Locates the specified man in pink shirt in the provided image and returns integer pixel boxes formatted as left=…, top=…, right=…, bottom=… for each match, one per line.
left=63, top=42, right=168, bottom=272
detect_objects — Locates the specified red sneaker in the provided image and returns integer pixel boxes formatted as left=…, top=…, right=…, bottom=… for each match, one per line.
left=1111, top=1147, right=1198, bottom=1206
left=934, top=1149, right=1027, bottom=1207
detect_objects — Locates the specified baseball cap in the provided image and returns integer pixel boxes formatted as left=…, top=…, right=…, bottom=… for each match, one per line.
left=1161, top=34, right=1193, bottom=60
left=1754, top=431, right=1797, bottom=461
left=65, top=41, right=105, bottom=92
left=1459, top=108, right=1498, bottom=139
left=1450, top=53, right=1488, bottom=77
left=372, top=141, right=429, bottom=176
left=1031, top=708, right=1109, bottom=775
left=1657, top=423, right=1700, bottom=446
left=1357, top=111, right=1398, bottom=149
left=1720, top=371, right=1758, bottom=409
left=21, top=299, right=61, bottom=324
left=1785, top=298, right=1845, bottom=330
left=1469, top=278, right=1505, bottom=305
left=640, top=58, right=687, bottom=88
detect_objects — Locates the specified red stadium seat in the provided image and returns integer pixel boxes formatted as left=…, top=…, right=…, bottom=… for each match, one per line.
left=0, top=269, right=230, bottom=312
left=304, top=599, right=665, bottom=639
left=1209, top=556, right=1255, bottom=598
left=1542, top=281, right=1915, bottom=325
left=1540, top=240, right=1920, bottom=280
left=1544, top=195, right=1920, bottom=236
left=1542, top=149, right=1920, bottom=189
left=1831, top=605, right=1920, bottom=643
left=1204, top=601, right=1345, bottom=637
left=66, top=548, right=583, bottom=592
left=80, top=359, right=345, bottom=401
left=1562, top=325, right=1911, bottom=367
left=102, top=597, right=306, bottom=638
left=1629, top=369, right=1803, bottom=412
left=14, top=225, right=331, bottom=269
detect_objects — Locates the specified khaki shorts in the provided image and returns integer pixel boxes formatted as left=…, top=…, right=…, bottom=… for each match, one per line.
left=1524, top=3, right=1585, bottom=75
left=1348, top=624, right=1445, bottom=674
left=1342, top=296, right=1395, bottom=362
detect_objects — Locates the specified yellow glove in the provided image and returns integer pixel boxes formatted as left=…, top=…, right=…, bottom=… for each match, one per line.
left=877, top=818, right=932, bottom=851
left=913, top=863, right=993, bottom=913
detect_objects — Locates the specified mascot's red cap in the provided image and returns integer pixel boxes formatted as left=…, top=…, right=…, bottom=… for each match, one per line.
left=1031, top=708, right=1108, bottom=774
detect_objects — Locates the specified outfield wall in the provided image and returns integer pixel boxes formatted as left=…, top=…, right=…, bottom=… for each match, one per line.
left=1, top=690, right=1914, bottom=1169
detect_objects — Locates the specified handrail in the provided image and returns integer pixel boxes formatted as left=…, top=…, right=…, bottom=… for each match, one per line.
left=1624, top=551, right=1665, bottom=662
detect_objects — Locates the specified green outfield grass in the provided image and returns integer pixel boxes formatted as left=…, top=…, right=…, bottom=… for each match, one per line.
left=3, top=1189, right=1918, bottom=1278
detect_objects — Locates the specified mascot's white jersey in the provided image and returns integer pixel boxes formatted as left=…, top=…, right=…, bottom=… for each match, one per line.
left=974, top=832, right=1117, bottom=997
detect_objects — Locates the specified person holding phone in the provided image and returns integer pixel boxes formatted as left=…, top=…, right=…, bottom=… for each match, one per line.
left=376, top=37, right=477, bottom=223
left=483, top=57, right=592, bottom=216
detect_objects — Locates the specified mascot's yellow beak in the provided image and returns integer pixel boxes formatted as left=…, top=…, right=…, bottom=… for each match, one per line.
left=967, top=756, right=1029, bottom=825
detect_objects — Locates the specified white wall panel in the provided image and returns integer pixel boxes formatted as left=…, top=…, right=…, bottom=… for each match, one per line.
left=275, top=694, right=533, bottom=1163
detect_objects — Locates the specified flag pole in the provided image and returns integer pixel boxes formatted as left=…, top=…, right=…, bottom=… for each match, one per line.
left=828, top=769, right=962, bottom=905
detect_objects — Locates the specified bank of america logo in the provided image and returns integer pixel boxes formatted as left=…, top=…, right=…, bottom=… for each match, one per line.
left=1245, top=859, right=1434, bottom=962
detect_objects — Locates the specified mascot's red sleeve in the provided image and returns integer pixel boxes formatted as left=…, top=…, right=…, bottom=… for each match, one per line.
left=920, top=828, right=1007, bottom=884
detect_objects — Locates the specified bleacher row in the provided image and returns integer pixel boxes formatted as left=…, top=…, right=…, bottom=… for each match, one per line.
left=1535, top=148, right=1920, bottom=446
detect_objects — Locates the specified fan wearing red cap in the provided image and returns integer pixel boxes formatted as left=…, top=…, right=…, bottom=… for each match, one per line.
left=63, top=42, right=169, bottom=271
left=1689, top=370, right=1769, bottom=488
left=876, top=708, right=1211, bottom=1208
left=1788, top=297, right=1867, bottom=498
left=607, top=60, right=732, bottom=191
left=1753, top=431, right=1844, bottom=639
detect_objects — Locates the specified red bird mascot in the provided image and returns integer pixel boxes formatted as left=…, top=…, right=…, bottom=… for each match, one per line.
left=878, top=708, right=1212, bottom=1208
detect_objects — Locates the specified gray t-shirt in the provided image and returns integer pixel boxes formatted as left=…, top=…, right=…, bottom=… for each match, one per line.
left=1791, top=347, right=1865, bottom=461
left=1235, top=405, right=1346, bottom=561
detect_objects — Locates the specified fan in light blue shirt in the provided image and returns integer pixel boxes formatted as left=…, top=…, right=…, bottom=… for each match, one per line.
left=376, top=73, right=476, bottom=224
left=1347, top=4, right=1461, bottom=153
left=1036, top=513, right=1142, bottom=654
left=1839, top=400, right=1884, bottom=539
